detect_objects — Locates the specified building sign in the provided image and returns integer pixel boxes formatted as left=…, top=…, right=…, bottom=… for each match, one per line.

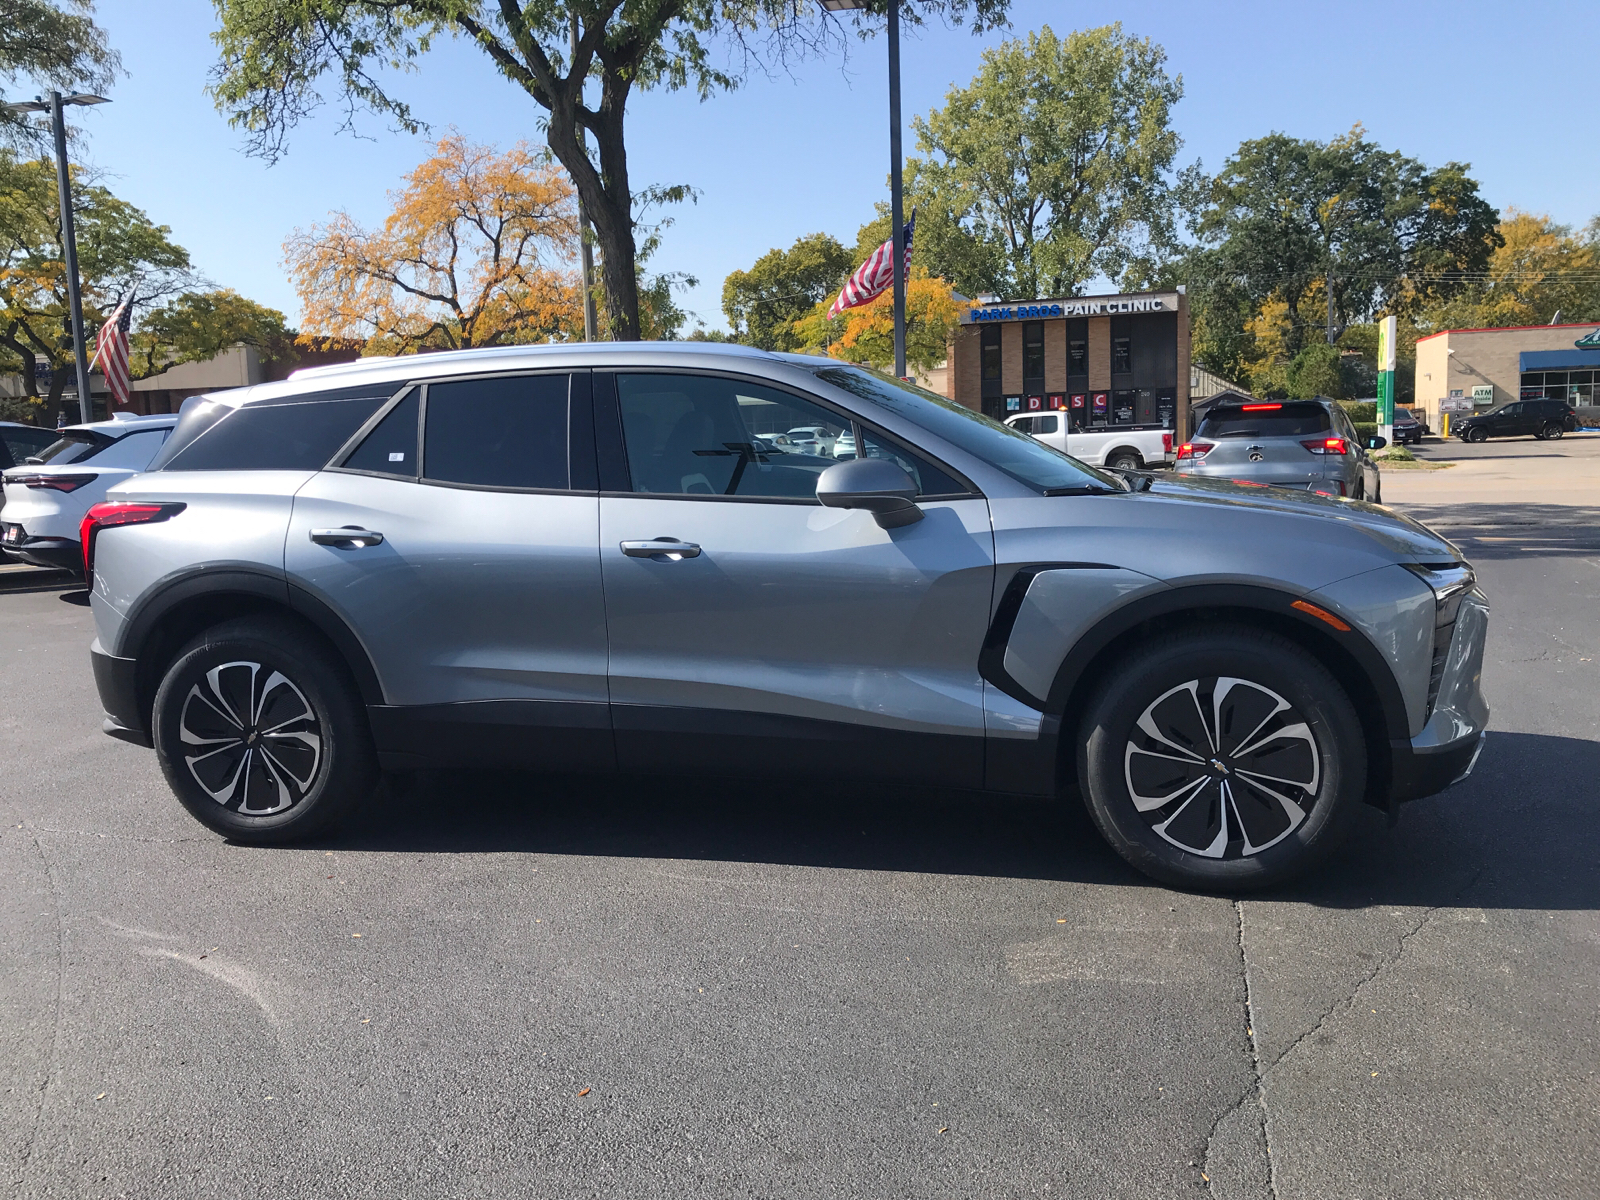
left=963, top=293, right=1177, bottom=323
left=1047, top=394, right=1064, bottom=410
left=1091, top=392, right=1108, bottom=413
left=1576, top=328, right=1600, bottom=348
left=1472, top=385, right=1494, bottom=406
left=1440, top=398, right=1474, bottom=413
left=1005, top=396, right=1021, bottom=412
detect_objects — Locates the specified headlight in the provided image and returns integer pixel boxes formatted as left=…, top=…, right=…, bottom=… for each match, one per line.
left=1405, top=562, right=1475, bottom=627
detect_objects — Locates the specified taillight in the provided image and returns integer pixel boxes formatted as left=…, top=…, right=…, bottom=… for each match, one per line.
left=1301, top=437, right=1348, bottom=455
left=1175, top=441, right=1213, bottom=461
left=79, top=501, right=185, bottom=584
left=8, top=474, right=98, bottom=491
left=1161, top=433, right=1173, bottom=453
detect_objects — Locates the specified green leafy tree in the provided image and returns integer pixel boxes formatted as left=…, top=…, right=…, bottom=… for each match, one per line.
left=1193, top=126, right=1501, bottom=356
left=0, top=153, right=191, bottom=423
left=130, top=289, right=294, bottom=379
left=906, top=23, right=1190, bottom=300
left=1, top=0, right=120, bottom=149
left=721, top=232, right=853, bottom=350
left=209, top=0, right=1010, bottom=343
left=1283, top=342, right=1341, bottom=399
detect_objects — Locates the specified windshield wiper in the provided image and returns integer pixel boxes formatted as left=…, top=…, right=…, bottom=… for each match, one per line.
left=1041, top=484, right=1120, bottom=496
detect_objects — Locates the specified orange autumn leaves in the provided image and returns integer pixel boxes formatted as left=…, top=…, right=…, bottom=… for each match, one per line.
left=285, top=135, right=583, bottom=353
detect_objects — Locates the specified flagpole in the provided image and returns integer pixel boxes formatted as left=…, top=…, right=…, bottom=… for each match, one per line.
left=887, top=1, right=906, bottom=381
left=51, top=91, right=95, bottom=425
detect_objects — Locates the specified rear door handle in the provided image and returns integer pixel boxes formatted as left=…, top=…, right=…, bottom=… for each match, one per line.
left=620, top=538, right=700, bottom=560
left=310, top=526, right=384, bottom=548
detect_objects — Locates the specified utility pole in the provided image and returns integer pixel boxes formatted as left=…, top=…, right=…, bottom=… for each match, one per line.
left=887, top=0, right=906, bottom=380
left=572, top=16, right=598, bottom=342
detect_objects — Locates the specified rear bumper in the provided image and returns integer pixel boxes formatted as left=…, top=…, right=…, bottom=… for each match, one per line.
left=1, top=530, right=82, bottom=573
left=91, top=641, right=151, bottom=748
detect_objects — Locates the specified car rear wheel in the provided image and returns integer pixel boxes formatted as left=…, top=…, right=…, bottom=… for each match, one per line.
left=1540, top=423, right=1564, bottom=440
left=1466, top=427, right=1489, bottom=443
left=152, top=616, right=377, bottom=843
left=1106, top=451, right=1143, bottom=471
left=1076, top=627, right=1365, bottom=891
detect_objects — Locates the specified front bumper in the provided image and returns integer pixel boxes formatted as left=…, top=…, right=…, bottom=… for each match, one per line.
left=1389, top=589, right=1491, bottom=804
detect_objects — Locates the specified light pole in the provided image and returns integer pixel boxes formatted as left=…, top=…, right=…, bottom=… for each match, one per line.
left=3, top=91, right=110, bottom=424
left=821, top=0, right=906, bottom=379
left=570, top=16, right=598, bottom=341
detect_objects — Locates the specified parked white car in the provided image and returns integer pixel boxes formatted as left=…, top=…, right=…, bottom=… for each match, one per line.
left=785, top=425, right=839, bottom=456
left=1005, top=412, right=1173, bottom=471
left=1, top=412, right=177, bottom=574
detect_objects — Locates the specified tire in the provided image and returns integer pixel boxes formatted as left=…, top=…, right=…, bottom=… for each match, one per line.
left=1466, top=427, right=1489, bottom=443
left=1076, top=626, right=1366, bottom=891
left=151, top=615, right=378, bottom=843
left=1107, top=452, right=1143, bottom=471
left=1542, top=423, right=1564, bottom=440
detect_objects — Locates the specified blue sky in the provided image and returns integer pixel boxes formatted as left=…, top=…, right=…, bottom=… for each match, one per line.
left=68, top=0, right=1600, bottom=332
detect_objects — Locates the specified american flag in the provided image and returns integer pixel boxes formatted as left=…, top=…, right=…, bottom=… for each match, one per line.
left=826, top=210, right=916, bottom=320
left=91, top=290, right=135, bottom=407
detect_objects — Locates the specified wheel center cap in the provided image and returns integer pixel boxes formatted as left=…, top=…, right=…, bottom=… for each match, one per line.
left=245, top=730, right=259, bottom=746
left=1209, top=757, right=1230, bottom=776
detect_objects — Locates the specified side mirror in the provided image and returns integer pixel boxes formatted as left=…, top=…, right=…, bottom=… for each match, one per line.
left=1367, top=435, right=1387, bottom=450
left=816, top=457, right=923, bottom=529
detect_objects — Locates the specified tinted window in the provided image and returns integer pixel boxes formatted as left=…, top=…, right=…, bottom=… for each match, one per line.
left=164, top=396, right=387, bottom=471
left=815, top=366, right=1118, bottom=496
left=1037, top=414, right=1059, bottom=434
left=1, top=427, right=57, bottom=466
left=617, top=373, right=849, bottom=499
left=343, top=390, right=419, bottom=477
left=1197, top=404, right=1331, bottom=439
left=84, top=429, right=169, bottom=470
left=424, top=374, right=568, bottom=489
left=31, top=432, right=110, bottom=465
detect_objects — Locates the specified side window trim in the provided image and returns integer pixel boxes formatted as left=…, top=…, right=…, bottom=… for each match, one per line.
left=594, top=367, right=981, bottom=502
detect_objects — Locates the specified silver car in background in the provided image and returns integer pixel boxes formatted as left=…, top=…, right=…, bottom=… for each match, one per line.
left=82, top=344, right=1485, bottom=891
left=1175, top=399, right=1384, bottom=502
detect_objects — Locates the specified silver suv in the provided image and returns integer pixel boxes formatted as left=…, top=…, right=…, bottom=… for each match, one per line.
left=84, top=344, right=1488, bottom=890
left=1176, top=398, right=1383, bottom=502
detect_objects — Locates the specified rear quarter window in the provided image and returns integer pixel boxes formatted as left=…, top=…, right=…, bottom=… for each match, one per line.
left=1197, top=405, right=1331, bottom=439
left=157, top=389, right=395, bottom=472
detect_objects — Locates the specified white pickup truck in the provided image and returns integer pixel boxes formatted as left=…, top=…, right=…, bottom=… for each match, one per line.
left=1005, top=412, right=1174, bottom=471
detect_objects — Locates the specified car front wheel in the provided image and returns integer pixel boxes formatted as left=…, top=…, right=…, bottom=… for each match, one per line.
left=1077, top=627, right=1365, bottom=891
left=151, top=616, right=377, bottom=843
left=1466, top=427, right=1489, bottom=443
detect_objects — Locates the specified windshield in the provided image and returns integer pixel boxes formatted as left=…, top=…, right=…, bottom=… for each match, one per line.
left=814, top=366, right=1119, bottom=494
left=31, top=431, right=113, bottom=465
left=1197, top=404, right=1331, bottom=439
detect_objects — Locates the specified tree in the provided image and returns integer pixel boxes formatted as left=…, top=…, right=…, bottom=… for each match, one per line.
left=1413, top=210, right=1600, bottom=332
left=1193, top=126, right=1501, bottom=354
left=906, top=23, right=1190, bottom=301
left=130, top=289, right=294, bottom=379
left=792, top=267, right=964, bottom=372
left=209, top=0, right=1010, bottom=342
left=0, top=152, right=191, bottom=423
left=285, top=134, right=582, bottom=353
left=721, top=232, right=853, bottom=350
left=1, top=0, right=120, bottom=149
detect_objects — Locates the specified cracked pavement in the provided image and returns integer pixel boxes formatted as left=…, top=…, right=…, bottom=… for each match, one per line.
left=3, top=440, right=1599, bottom=1198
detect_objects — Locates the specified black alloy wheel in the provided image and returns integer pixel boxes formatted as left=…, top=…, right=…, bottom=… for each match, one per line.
left=1466, top=427, right=1489, bottom=443
left=1541, top=423, right=1565, bottom=440
left=1078, top=627, right=1365, bottom=890
left=152, top=616, right=376, bottom=842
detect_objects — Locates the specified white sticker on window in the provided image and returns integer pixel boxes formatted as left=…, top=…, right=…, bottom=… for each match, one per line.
left=388, top=452, right=405, bottom=462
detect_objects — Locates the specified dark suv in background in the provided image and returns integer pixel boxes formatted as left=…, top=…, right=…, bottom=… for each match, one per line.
left=1453, top=398, right=1578, bottom=442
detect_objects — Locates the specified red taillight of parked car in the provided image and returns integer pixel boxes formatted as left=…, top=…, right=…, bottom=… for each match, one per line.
left=1301, top=437, right=1349, bottom=455
left=9, top=473, right=97, bottom=491
left=79, top=502, right=185, bottom=585
left=1174, top=441, right=1213, bottom=461
left=1162, top=433, right=1173, bottom=453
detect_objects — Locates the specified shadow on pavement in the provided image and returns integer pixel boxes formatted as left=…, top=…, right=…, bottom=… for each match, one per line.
left=0, top=566, right=79, bottom=595
left=1394, top=504, right=1600, bottom=557
left=298, top=730, right=1599, bottom=912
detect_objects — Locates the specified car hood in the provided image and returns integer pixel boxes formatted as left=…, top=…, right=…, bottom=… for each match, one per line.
left=1139, top=474, right=1461, bottom=562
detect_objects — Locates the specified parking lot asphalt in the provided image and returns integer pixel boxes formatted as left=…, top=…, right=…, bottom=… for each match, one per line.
left=3, top=444, right=1598, bottom=1199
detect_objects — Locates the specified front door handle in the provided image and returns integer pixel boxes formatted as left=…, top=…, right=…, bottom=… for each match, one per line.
left=310, top=526, right=385, bottom=548
left=620, top=538, right=701, bottom=560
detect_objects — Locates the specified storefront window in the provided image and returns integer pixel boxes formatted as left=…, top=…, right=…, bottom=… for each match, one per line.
left=1069, top=341, right=1088, bottom=377
left=1567, top=370, right=1593, bottom=404
left=1112, top=337, right=1132, bottom=375
left=1022, top=322, right=1045, bottom=385
left=981, top=326, right=1002, bottom=382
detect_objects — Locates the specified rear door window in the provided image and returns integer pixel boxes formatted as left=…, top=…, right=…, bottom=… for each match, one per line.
left=1197, top=404, right=1331, bottom=439
left=1, top=427, right=57, bottom=466
left=423, top=374, right=569, bottom=490
left=84, top=429, right=170, bottom=469
left=163, top=396, right=389, bottom=471
left=342, top=390, right=420, bottom=478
